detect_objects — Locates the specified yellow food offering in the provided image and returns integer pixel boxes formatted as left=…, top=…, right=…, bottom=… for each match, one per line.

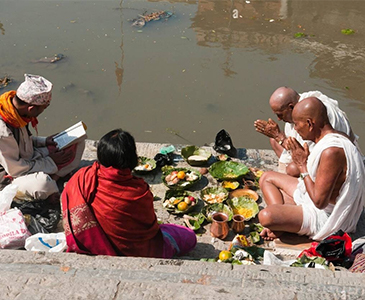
left=236, top=235, right=250, bottom=247
left=177, top=201, right=189, bottom=211
left=232, top=207, right=254, bottom=219
left=219, top=250, right=232, bottom=261
left=229, top=235, right=251, bottom=250
left=255, top=170, right=264, bottom=178
left=177, top=171, right=186, bottom=180
left=222, top=181, right=239, bottom=190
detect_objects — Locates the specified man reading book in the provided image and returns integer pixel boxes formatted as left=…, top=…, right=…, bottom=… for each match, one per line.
left=0, top=74, right=85, bottom=200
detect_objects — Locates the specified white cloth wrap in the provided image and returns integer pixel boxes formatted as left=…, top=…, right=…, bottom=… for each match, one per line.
left=293, top=133, right=365, bottom=240
left=279, top=91, right=354, bottom=164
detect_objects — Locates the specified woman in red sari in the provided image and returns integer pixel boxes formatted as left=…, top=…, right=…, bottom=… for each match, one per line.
left=62, top=129, right=196, bottom=257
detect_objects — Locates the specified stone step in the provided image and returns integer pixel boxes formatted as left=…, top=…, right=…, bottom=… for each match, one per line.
left=0, top=250, right=365, bottom=300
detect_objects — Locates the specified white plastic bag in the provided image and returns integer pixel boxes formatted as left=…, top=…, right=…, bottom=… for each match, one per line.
left=0, top=184, right=18, bottom=212
left=25, top=232, right=67, bottom=252
left=0, top=208, right=31, bottom=249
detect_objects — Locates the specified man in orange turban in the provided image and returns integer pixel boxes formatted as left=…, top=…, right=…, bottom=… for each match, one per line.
left=0, top=74, right=85, bottom=201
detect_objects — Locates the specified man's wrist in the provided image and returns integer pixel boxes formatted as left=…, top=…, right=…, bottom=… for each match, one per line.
left=275, top=134, right=285, bottom=145
left=300, top=172, right=309, bottom=180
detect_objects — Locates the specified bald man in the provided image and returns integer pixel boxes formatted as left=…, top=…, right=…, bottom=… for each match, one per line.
left=254, top=87, right=357, bottom=176
left=258, top=97, right=365, bottom=241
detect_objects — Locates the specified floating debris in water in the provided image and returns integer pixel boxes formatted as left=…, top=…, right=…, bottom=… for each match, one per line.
left=130, top=11, right=173, bottom=28
left=33, top=53, right=65, bottom=63
left=341, top=28, right=355, bottom=35
left=294, top=32, right=307, bottom=38
left=0, top=76, right=11, bottom=89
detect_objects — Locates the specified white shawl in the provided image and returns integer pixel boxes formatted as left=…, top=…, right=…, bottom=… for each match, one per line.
left=279, top=91, right=354, bottom=164
left=295, top=133, right=365, bottom=240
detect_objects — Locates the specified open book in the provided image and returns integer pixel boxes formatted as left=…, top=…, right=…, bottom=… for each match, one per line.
left=53, top=121, right=87, bottom=150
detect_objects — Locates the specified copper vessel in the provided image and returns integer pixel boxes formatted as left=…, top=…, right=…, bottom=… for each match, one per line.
left=231, top=214, right=245, bottom=234
left=210, top=212, right=229, bottom=239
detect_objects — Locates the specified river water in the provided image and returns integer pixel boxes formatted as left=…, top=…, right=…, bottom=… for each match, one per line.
left=1, top=0, right=365, bottom=151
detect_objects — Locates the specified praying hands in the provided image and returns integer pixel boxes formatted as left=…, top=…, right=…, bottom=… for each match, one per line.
left=254, top=118, right=286, bottom=145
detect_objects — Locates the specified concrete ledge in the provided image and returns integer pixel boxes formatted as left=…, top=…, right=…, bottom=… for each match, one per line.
left=1, top=250, right=365, bottom=300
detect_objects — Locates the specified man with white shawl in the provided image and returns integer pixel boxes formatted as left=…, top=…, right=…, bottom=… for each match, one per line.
left=258, top=97, right=365, bottom=241
left=254, top=87, right=360, bottom=177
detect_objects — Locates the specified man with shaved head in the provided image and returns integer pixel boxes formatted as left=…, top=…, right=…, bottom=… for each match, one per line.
left=254, top=87, right=358, bottom=176
left=258, top=97, right=365, bottom=241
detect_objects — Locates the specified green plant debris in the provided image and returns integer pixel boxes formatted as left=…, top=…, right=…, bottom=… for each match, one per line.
left=341, top=29, right=355, bottom=35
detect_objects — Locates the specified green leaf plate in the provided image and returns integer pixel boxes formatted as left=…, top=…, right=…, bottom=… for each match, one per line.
left=209, top=161, right=249, bottom=181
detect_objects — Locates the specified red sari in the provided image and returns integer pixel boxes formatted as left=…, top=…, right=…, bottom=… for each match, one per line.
left=62, top=162, right=163, bottom=257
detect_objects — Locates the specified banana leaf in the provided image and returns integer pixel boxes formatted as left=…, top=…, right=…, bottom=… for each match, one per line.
left=209, top=161, right=249, bottom=181
left=227, top=196, right=259, bottom=221
left=249, top=231, right=261, bottom=244
left=181, top=145, right=211, bottom=166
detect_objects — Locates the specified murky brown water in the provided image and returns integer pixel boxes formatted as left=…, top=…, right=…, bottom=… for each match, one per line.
left=1, top=0, right=365, bottom=151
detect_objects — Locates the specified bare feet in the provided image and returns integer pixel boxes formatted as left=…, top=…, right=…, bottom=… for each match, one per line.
left=260, top=228, right=283, bottom=241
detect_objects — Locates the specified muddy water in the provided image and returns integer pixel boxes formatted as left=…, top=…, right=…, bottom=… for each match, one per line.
left=1, top=0, right=365, bottom=151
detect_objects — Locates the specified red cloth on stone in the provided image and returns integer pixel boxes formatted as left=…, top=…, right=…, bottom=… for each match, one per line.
left=62, top=162, right=163, bottom=257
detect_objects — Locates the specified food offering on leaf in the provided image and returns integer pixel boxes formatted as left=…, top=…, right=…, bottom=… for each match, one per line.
left=200, top=186, right=229, bottom=204
left=227, top=196, right=259, bottom=221
left=209, top=161, right=249, bottom=181
left=229, top=234, right=252, bottom=250
left=202, top=235, right=264, bottom=265
left=229, top=189, right=259, bottom=201
left=222, top=181, right=239, bottom=191
left=202, top=203, right=233, bottom=222
left=162, top=167, right=201, bottom=189
left=163, top=190, right=197, bottom=214
left=181, top=145, right=212, bottom=166
left=183, top=213, right=205, bottom=231
left=134, top=156, right=156, bottom=173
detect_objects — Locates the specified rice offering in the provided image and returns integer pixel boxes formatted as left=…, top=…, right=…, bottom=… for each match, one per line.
left=135, top=162, right=154, bottom=171
left=203, top=192, right=227, bottom=204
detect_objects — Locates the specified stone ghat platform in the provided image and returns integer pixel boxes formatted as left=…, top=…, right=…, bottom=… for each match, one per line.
left=1, top=140, right=365, bottom=299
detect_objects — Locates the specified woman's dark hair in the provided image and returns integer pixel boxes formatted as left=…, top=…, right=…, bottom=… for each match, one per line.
left=97, top=129, right=138, bottom=170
